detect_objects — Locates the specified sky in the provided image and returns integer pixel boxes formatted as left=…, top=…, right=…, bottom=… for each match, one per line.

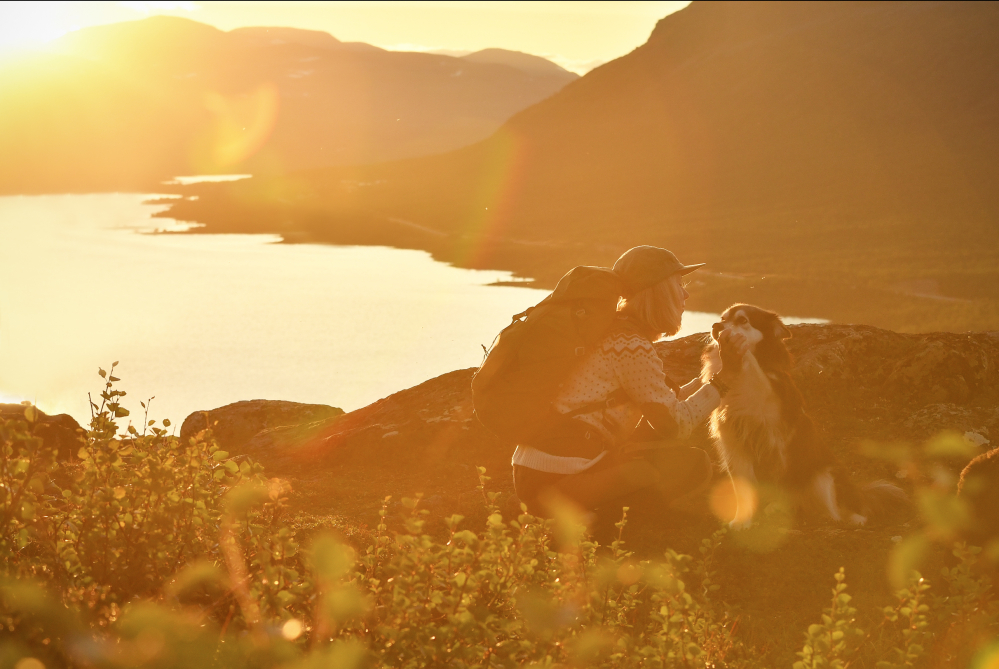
left=0, top=0, right=689, bottom=74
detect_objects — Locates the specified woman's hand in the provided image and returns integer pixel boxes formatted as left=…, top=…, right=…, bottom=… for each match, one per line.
left=716, top=328, right=749, bottom=384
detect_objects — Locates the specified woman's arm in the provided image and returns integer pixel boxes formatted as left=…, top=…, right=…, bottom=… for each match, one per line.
left=616, top=332, right=746, bottom=440
left=677, top=377, right=703, bottom=400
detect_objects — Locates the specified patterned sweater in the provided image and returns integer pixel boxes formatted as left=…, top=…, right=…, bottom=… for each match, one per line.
left=511, top=320, right=721, bottom=475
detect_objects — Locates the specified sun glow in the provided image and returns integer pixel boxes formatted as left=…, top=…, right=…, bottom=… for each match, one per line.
left=0, top=3, right=76, bottom=53
left=0, top=1, right=690, bottom=72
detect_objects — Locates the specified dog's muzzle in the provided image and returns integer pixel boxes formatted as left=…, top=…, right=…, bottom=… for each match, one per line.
left=711, top=322, right=724, bottom=341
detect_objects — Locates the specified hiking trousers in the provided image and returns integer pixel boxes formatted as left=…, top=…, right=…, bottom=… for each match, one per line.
left=512, top=444, right=712, bottom=519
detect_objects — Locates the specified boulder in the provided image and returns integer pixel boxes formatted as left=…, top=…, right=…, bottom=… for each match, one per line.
left=179, top=400, right=344, bottom=459
left=0, top=404, right=85, bottom=460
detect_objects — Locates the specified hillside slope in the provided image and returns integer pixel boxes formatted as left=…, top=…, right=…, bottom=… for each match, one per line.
left=0, top=16, right=577, bottom=192
left=177, top=323, right=999, bottom=666
left=168, top=1, right=999, bottom=332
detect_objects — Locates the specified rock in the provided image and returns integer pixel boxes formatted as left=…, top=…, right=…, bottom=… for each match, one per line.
left=180, top=325, right=999, bottom=514
left=0, top=403, right=85, bottom=460
left=312, top=325, right=998, bottom=472
left=179, top=400, right=344, bottom=459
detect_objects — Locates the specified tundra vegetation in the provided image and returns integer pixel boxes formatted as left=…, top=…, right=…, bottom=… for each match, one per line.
left=1, top=368, right=996, bottom=668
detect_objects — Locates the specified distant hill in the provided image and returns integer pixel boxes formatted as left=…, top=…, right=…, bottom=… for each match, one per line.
left=0, top=16, right=577, bottom=193
left=166, top=1, right=999, bottom=333
left=462, top=49, right=576, bottom=79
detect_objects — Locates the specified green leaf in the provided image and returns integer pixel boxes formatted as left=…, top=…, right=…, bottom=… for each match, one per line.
left=925, top=430, right=979, bottom=460
left=888, top=535, right=929, bottom=590
left=311, top=533, right=355, bottom=582
left=99, top=368, right=106, bottom=378
left=323, top=585, right=369, bottom=621
left=225, top=482, right=269, bottom=513
left=166, top=560, right=225, bottom=598
left=212, top=451, right=229, bottom=461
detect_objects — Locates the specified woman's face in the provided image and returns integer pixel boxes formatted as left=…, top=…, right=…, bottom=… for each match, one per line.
left=670, top=275, right=689, bottom=313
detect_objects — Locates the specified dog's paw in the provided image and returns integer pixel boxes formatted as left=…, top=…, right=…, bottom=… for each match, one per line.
left=848, top=513, right=868, bottom=527
left=729, top=518, right=754, bottom=531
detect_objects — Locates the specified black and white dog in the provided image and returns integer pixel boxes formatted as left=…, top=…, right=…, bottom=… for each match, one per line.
left=701, top=304, right=905, bottom=528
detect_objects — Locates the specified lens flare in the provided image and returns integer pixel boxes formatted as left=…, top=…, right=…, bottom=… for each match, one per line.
left=455, top=127, right=530, bottom=268
left=281, top=618, right=303, bottom=641
left=197, top=83, right=279, bottom=170
left=709, top=476, right=758, bottom=524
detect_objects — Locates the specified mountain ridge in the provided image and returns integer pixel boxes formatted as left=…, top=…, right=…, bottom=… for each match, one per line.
left=0, top=16, right=577, bottom=193
left=162, top=0, right=999, bottom=333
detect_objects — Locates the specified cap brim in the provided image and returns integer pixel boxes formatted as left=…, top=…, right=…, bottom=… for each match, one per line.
left=678, top=263, right=706, bottom=275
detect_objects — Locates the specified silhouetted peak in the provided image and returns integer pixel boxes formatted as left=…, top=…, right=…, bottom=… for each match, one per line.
left=462, top=48, right=577, bottom=79
left=228, top=26, right=342, bottom=50
left=54, top=15, right=225, bottom=63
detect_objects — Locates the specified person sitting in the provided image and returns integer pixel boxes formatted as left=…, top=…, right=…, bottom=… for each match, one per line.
left=511, top=245, right=747, bottom=520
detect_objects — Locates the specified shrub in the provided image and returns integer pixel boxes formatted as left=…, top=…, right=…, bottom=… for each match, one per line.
left=0, top=371, right=996, bottom=668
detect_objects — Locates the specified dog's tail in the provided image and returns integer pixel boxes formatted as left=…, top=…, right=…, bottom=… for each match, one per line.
left=861, top=480, right=911, bottom=523
left=835, top=473, right=911, bottom=525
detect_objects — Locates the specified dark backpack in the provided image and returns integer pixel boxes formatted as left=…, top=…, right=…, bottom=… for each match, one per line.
left=471, top=266, right=626, bottom=444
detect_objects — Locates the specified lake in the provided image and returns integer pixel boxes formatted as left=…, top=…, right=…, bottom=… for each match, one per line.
left=0, top=192, right=822, bottom=427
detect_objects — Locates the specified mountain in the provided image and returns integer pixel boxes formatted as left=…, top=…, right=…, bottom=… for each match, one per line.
left=165, top=1, right=999, bottom=333
left=462, top=48, right=577, bottom=80
left=0, top=16, right=577, bottom=193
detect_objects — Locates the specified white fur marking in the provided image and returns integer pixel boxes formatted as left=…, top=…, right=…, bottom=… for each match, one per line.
left=813, top=471, right=841, bottom=522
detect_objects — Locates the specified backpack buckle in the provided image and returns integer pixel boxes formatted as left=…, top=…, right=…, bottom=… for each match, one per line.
left=575, top=346, right=585, bottom=356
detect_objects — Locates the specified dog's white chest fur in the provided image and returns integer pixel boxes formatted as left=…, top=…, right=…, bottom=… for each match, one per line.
left=702, top=345, right=789, bottom=480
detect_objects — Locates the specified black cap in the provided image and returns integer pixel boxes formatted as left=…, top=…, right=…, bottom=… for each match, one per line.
left=612, top=246, right=705, bottom=295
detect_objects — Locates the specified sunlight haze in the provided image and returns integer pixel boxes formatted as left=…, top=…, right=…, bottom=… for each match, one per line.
left=0, top=0, right=690, bottom=73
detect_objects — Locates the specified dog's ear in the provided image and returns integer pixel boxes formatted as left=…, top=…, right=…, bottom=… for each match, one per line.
left=773, top=319, right=792, bottom=340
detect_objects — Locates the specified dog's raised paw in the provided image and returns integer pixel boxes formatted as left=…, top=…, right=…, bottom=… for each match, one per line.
left=848, top=513, right=868, bottom=527
left=729, top=518, right=754, bottom=531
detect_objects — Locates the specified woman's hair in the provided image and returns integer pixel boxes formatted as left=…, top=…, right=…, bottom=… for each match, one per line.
left=617, top=274, right=685, bottom=339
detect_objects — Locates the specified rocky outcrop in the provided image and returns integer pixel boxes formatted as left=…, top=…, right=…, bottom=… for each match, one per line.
left=184, top=325, right=997, bottom=486
left=179, top=400, right=343, bottom=459
left=0, top=404, right=85, bottom=460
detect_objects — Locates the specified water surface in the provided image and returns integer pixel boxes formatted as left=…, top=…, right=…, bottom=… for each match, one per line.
left=0, top=193, right=552, bottom=424
left=0, top=193, right=821, bottom=427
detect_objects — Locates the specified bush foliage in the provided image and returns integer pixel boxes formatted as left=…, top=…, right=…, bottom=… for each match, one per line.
left=0, top=371, right=996, bottom=668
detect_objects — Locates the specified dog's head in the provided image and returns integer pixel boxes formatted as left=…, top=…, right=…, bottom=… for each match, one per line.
left=711, top=304, right=792, bottom=370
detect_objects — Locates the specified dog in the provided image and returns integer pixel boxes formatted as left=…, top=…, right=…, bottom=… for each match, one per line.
left=701, top=304, right=906, bottom=528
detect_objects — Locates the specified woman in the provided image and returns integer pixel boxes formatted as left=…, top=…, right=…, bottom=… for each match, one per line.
left=511, top=245, right=747, bottom=519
